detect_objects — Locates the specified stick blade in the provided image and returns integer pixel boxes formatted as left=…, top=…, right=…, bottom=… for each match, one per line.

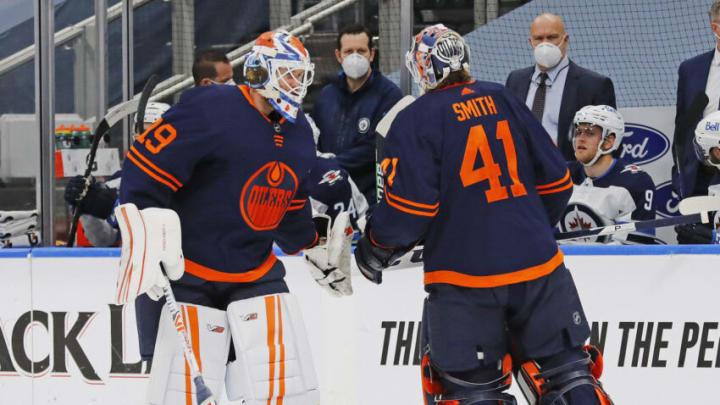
left=678, top=196, right=720, bottom=215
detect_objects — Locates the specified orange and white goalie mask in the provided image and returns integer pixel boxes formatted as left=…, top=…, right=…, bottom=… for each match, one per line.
left=114, top=203, right=185, bottom=304
left=243, top=30, right=314, bottom=123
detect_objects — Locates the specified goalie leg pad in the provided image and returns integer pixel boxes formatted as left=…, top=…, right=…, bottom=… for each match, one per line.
left=145, top=303, right=230, bottom=405
left=516, top=346, right=613, bottom=405
left=225, top=293, right=319, bottom=405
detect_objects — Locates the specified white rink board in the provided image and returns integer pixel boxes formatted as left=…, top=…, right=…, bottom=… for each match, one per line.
left=0, top=245, right=718, bottom=404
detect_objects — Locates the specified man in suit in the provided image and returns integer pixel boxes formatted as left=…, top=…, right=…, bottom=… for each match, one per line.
left=672, top=1, right=720, bottom=199
left=506, top=13, right=616, bottom=161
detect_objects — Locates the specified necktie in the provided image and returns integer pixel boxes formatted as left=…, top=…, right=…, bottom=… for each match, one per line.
left=531, top=72, right=548, bottom=121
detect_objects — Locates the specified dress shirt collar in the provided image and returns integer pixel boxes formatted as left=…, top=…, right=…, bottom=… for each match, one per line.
left=532, top=56, right=570, bottom=85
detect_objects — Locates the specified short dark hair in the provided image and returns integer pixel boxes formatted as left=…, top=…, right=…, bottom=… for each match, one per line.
left=192, top=49, right=230, bottom=86
left=336, top=23, right=373, bottom=50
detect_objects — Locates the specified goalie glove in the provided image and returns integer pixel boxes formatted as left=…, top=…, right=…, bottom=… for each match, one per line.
left=114, top=203, right=184, bottom=304
left=304, top=211, right=354, bottom=296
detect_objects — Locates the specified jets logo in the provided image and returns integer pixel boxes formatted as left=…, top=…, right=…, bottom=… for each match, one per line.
left=559, top=203, right=608, bottom=243
left=358, top=117, right=370, bottom=133
left=240, top=161, right=298, bottom=231
left=318, top=169, right=343, bottom=186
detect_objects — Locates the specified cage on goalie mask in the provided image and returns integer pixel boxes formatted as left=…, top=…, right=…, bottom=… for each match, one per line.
left=243, top=31, right=314, bottom=122
left=405, top=24, right=470, bottom=91
left=694, top=110, right=720, bottom=169
left=572, top=105, right=626, bottom=167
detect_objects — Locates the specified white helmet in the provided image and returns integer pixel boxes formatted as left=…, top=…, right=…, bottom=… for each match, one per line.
left=134, top=102, right=170, bottom=131
left=405, top=24, right=470, bottom=91
left=572, top=105, right=625, bottom=166
left=243, top=31, right=314, bottom=123
left=694, top=110, right=720, bottom=168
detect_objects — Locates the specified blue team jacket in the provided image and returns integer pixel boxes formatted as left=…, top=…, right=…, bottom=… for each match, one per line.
left=370, top=80, right=573, bottom=289
left=120, top=84, right=318, bottom=285
left=311, top=71, right=402, bottom=204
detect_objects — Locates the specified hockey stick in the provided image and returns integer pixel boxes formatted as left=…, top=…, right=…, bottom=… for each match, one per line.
left=376, top=196, right=720, bottom=270
left=376, top=95, right=415, bottom=203
left=672, top=92, right=708, bottom=199
left=555, top=196, right=719, bottom=241
left=159, top=264, right=216, bottom=405
left=66, top=74, right=159, bottom=246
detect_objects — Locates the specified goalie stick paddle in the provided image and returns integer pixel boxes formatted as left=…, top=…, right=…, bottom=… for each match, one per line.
left=159, top=264, right=216, bottom=405
left=376, top=95, right=415, bottom=203
left=672, top=92, right=709, bottom=199
left=66, top=74, right=159, bottom=246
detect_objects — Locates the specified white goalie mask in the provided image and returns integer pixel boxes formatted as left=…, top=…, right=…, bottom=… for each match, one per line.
left=572, top=105, right=626, bottom=167
left=405, top=24, right=470, bottom=91
left=694, top=110, right=720, bottom=168
left=243, top=31, right=314, bottom=122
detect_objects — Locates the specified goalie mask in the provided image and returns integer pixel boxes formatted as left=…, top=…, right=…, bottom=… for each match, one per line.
left=572, top=105, right=626, bottom=167
left=243, top=31, right=314, bottom=122
left=405, top=24, right=470, bottom=91
left=694, top=110, right=720, bottom=169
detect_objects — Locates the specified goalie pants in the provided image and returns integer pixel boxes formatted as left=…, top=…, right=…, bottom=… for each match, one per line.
left=422, top=263, right=591, bottom=373
left=135, top=259, right=289, bottom=360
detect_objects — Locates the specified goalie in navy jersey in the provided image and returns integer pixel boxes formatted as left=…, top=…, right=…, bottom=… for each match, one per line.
left=355, top=25, right=612, bottom=405
left=560, top=105, right=658, bottom=244
left=116, top=31, right=353, bottom=405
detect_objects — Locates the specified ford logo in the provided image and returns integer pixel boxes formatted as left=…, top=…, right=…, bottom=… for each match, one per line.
left=654, top=181, right=681, bottom=218
left=618, top=124, right=670, bottom=165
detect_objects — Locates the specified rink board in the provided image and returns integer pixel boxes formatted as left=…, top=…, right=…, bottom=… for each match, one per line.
left=0, top=245, right=718, bottom=404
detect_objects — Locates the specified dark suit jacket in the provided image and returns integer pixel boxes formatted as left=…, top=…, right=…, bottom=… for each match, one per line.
left=505, top=59, right=616, bottom=160
left=673, top=50, right=714, bottom=198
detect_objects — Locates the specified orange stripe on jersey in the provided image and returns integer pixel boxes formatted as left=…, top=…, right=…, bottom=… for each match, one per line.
left=265, top=296, right=277, bottom=405
left=537, top=178, right=573, bottom=195
left=184, top=254, right=277, bottom=283
left=125, top=152, right=179, bottom=192
left=536, top=169, right=570, bottom=190
left=287, top=199, right=306, bottom=211
left=386, top=189, right=439, bottom=210
left=130, top=146, right=183, bottom=188
left=276, top=296, right=286, bottom=404
left=384, top=187, right=439, bottom=217
left=424, top=249, right=564, bottom=288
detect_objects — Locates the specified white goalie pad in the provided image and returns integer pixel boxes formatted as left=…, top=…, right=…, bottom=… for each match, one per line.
left=226, top=293, right=319, bottom=405
left=114, top=203, right=184, bottom=304
left=146, top=303, right=231, bottom=405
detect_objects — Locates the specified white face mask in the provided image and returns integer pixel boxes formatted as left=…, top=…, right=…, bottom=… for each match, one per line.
left=342, top=53, right=370, bottom=79
left=533, top=39, right=564, bottom=69
left=211, top=78, right=236, bottom=86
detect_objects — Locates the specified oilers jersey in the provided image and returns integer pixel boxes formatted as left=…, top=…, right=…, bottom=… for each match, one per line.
left=369, top=80, right=573, bottom=289
left=561, top=159, right=656, bottom=244
left=120, top=84, right=318, bottom=286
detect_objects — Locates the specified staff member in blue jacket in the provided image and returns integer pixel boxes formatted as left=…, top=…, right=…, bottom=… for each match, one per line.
left=311, top=23, right=403, bottom=205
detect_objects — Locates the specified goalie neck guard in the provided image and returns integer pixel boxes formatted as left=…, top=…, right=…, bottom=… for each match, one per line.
left=243, top=31, right=314, bottom=123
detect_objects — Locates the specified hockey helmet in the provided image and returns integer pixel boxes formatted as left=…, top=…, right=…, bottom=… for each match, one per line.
left=405, top=24, right=470, bottom=91
left=243, top=31, right=314, bottom=122
left=133, top=102, right=170, bottom=134
left=572, top=105, right=626, bottom=166
left=694, top=110, right=720, bottom=168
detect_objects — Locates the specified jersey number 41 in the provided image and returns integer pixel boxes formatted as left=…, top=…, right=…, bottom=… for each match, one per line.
left=460, top=120, right=527, bottom=203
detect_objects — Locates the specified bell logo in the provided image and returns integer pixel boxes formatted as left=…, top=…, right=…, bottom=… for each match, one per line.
left=619, top=124, right=670, bottom=165
left=706, top=121, right=720, bottom=132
